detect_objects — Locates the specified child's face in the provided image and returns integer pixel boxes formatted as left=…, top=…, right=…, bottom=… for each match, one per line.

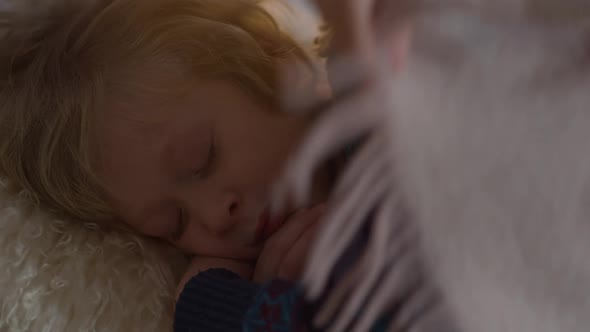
left=99, top=78, right=314, bottom=259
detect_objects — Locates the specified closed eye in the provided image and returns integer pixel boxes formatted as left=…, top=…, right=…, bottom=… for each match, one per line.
left=172, top=136, right=217, bottom=242
left=194, top=136, right=217, bottom=179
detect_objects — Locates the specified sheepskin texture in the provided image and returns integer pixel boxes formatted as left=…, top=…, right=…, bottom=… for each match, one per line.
left=0, top=183, right=188, bottom=332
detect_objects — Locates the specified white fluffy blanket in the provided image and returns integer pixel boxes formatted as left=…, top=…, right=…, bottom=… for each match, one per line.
left=0, top=184, right=188, bottom=331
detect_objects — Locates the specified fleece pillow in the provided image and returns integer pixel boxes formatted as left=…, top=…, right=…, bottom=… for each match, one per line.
left=0, top=182, right=187, bottom=331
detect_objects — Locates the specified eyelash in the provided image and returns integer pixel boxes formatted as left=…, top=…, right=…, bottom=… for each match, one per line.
left=194, top=139, right=217, bottom=178
left=171, top=140, right=217, bottom=242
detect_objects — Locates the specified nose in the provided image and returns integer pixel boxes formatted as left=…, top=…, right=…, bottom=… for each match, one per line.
left=198, top=191, right=241, bottom=236
left=226, top=194, right=239, bottom=218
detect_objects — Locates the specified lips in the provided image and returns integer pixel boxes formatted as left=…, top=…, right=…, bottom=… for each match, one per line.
left=256, top=207, right=286, bottom=243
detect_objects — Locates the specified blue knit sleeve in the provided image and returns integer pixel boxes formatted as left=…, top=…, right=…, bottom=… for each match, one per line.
left=241, top=279, right=389, bottom=332
left=174, top=268, right=261, bottom=332
left=174, top=268, right=389, bottom=332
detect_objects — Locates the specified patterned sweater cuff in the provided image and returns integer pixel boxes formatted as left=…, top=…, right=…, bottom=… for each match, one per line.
left=243, top=279, right=303, bottom=331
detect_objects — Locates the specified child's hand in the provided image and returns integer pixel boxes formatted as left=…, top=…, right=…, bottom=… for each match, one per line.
left=252, top=204, right=326, bottom=283
left=175, top=256, right=253, bottom=300
left=175, top=204, right=326, bottom=299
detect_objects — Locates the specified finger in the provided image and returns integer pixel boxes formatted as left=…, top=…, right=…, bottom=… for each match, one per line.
left=272, top=84, right=384, bottom=210
left=253, top=209, right=309, bottom=282
left=253, top=207, right=317, bottom=282
left=277, top=222, right=320, bottom=280
left=253, top=204, right=326, bottom=283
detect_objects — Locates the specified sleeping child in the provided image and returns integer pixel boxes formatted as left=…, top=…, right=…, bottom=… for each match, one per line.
left=0, top=0, right=343, bottom=330
left=6, top=0, right=588, bottom=331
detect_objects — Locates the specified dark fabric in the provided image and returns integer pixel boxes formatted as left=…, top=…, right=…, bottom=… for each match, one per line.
left=173, top=264, right=390, bottom=332
left=174, top=268, right=260, bottom=332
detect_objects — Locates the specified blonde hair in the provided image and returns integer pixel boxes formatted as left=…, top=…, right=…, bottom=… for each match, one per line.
left=0, top=0, right=314, bottom=223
